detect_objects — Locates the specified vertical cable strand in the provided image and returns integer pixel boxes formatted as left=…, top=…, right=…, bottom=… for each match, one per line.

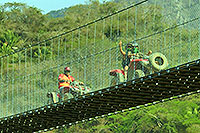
left=78, top=29, right=81, bottom=80
left=12, top=53, right=14, bottom=115
left=1, top=58, right=3, bottom=117
left=93, top=23, right=97, bottom=88
left=102, top=19, right=106, bottom=88
left=6, top=56, right=9, bottom=116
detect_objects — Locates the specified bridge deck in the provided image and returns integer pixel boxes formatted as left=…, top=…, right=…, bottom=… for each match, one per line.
left=0, top=59, right=200, bottom=132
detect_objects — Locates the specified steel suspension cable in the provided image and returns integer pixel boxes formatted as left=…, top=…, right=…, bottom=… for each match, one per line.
left=30, top=45, right=33, bottom=110
left=43, top=42, right=47, bottom=106
left=33, top=58, right=36, bottom=109
left=57, top=37, right=61, bottom=79
left=84, top=56, right=87, bottom=89
left=71, top=32, right=74, bottom=72
left=188, top=27, right=191, bottom=62
left=37, top=43, right=40, bottom=108
left=12, top=53, right=14, bottom=115
left=150, top=0, right=156, bottom=73
left=18, top=52, right=21, bottom=113
left=199, top=19, right=200, bottom=58
left=78, top=29, right=81, bottom=81
left=50, top=39, right=54, bottom=93
left=134, top=6, right=138, bottom=79
left=84, top=16, right=89, bottom=88
left=126, top=9, right=129, bottom=42
left=125, top=9, right=129, bottom=81
left=6, top=56, right=9, bottom=116
left=97, top=23, right=101, bottom=88
left=109, top=16, right=113, bottom=85
left=179, top=25, right=182, bottom=64
left=92, top=22, right=97, bottom=88
left=172, top=28, right=175, bottom=66
left=27, top=73, right=30, bottom=111
left=102, top=19, right=106, bottom=88
left=171, top=28, right=173, bottom=66
left=116, top=13, right=120, bottom=70
left=0, top=58, right=3, bottom=117
left=134, top=6, right=137, bottom=40
left=142, top=7, right=147, bottom=73
left=25, top=48, right=27, bottom=111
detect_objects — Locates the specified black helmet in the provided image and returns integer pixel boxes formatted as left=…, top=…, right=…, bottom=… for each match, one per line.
left=127, top=42, right=138, bottom=48
left=132, top=42, right=139, bottom=47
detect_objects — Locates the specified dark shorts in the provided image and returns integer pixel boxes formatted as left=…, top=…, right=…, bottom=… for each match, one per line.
left=122, top=58, right=130, bottom=69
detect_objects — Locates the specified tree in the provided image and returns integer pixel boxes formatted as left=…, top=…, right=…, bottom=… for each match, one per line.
left=0, top=2, right=47, bottom=43
left=0, top=30, right=20, bottom=55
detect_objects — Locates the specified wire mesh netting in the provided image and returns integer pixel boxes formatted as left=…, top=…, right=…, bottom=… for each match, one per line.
left=0, top=0, right=200, bottom=118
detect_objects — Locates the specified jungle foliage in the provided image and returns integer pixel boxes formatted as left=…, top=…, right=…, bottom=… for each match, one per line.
left=63, top=94, right=200, bottom=133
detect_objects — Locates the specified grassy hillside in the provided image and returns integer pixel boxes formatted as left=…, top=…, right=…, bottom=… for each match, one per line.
left=59, top=94, right=200, bottom=133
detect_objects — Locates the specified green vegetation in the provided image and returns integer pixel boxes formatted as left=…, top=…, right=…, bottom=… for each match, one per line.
left=0, top=0, right=200, bottom=132
left=61, top=94, right=200, bottom=133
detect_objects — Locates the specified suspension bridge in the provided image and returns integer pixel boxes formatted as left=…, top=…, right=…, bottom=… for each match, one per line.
left=1, top=0, right=200, bottom=132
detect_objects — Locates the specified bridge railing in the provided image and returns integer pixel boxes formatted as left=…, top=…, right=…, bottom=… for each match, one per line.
left=0, top=0, right=200, bottom=118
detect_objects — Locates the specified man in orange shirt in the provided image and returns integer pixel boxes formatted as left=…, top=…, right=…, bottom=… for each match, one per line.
left=58, top=67, right=75, bottom=99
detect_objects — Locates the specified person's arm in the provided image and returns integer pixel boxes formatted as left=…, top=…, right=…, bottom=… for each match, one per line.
left=119, top=41, right=126, bottom=56
left=58, top=79, right=65, bottom=83
left=58, top=74, right=65, bottom=83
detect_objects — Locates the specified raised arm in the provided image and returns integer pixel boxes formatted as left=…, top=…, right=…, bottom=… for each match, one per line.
left=119, top=41, right=126, bottom=56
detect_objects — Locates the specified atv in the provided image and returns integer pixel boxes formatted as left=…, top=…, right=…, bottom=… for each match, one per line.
left=47, top=81, right=91, bottom=104
left=109, top=52, right=168, bottom=86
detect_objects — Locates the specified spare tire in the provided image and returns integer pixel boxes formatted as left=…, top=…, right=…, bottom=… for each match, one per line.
left=149, top=52, right=168, bottom=71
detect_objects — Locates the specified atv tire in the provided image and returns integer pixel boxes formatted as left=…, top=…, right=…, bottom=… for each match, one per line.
left=110, top=73, right=125, bottom=86
left=135, top=69, right=145, bottom=78
left=149, top=52, right=168, bottom=71
left=47, top=92, right=59, bottom=104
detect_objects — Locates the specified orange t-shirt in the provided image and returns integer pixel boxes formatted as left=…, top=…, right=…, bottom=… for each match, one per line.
left=58, top=73, right=75, bottom=89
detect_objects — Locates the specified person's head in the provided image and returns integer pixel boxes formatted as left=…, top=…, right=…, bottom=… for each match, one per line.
left=64, top=67, right=71, bottom=75
left=127, top=42, right=139, bottom=53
